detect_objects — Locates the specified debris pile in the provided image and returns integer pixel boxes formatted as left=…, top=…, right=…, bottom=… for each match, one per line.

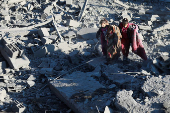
left=0, top=0, right=169, bottom=113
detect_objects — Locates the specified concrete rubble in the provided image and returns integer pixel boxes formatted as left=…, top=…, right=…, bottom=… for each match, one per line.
left=0, top=0, right=169, bottom=113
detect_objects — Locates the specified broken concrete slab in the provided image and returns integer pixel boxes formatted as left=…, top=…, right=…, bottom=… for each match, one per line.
left=77, top=28, right=98, bottom=40
left=66, top=0, right=72, bottom=5
left=49, top=71, right=112, bottom=113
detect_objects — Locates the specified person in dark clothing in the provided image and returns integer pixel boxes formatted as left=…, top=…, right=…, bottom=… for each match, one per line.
left=96, top=18, right=110, bottom=57
left=119, top=18, right=147, bottom=61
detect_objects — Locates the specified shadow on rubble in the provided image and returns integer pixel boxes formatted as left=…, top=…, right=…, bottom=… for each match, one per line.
left=0, top=40, right=100, bottom=113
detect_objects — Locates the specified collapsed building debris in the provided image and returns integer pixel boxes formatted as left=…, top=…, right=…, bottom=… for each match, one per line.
left=0, top=0, right=169, bottom=112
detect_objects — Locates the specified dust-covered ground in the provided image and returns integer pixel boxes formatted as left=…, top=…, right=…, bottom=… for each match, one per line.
left=0, top=0, right=170, bottom=113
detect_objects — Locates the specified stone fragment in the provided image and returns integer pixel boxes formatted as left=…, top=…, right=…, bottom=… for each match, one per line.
left=151, top=15, right=160, bottom=21
left=66, top=20, right=80, bottom=27
left=77, top=28, right=98, bottom=40
left=54, top=14, right=62, bottom=20
left=38, top=28, right=50, bottom=38
left=27, top=75, right=36, bottom=81
left=0, top=46, right=30, bottom=69
left=139, top=9, right=145, bottom=15
left=31, top=46, right=47, bottom=57
left=163, top=100, right=170, bottom=109
left=0, top=87, right=6, bottom=102
left=104, top=106, right=113, bottom=113
left=27, top=81, right=35, bottom=87
left=66, top=0, right=72, bottom=5
left=41, top=37, right=53, bottom=45
left=4, top=15, right=10, bottom=21
left=139, top=25, right=152, bottom=31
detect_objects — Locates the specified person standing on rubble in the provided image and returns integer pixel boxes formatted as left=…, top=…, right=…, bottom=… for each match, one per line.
left=119, top=18, right=147, bottom=61
left=96, top=18, right=110, bottom=57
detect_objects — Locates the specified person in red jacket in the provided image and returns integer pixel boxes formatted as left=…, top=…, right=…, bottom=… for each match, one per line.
left=119, top=18, right=147, bottom=61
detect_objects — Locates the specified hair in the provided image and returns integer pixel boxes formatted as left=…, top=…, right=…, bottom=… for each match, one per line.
left=122, top=18, right=128, bottom=25
left=100, top=18, right=109, bottom=25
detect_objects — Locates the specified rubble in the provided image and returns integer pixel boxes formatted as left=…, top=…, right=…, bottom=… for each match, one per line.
left=0, top=0, right=169, bottom=112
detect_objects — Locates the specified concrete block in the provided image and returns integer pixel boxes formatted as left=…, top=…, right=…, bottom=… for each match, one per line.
left=7, top=84, right=23, bottom=93
left=66, top=20, right=80, bottom=27
left=38, top=28, right=50, bottom=38
left=4, top=43, right=24, bottom=58
left=12, top=101, right=26, bottom=113
left=31, top=46, right=47, bottom=57
left=77, top=28, right=99, bottom=40
left=4, top=43, right=19, bottom=58
left=0, top=87, right=6, bottom=102
left=0, top=47, right=30, bottom=69
left=41, top=37, right=53, bottom=45
left=66, top=0, right=72, bottom=5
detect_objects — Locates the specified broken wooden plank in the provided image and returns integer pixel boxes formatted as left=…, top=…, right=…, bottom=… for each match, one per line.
left=78, top=0, right=89, bottom=21
left=52, top=15, right=64, bottom=42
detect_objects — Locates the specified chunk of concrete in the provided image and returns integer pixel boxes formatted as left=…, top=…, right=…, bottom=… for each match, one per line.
left=27, top=81, right=35, bottom=87
left=31, top=46, right=47, bottom=57
left=151, top=15, right=160, bottom=21
left=139, top=25, right=152, bottom=31
left=139, top=9, right=145, bottom=15
left=66, top=20, right=80, bottom=27
left=41, top=37, right=53, bottom=45
left=77, top=28, right=98, bottom=40
left=54, top=14, right=62, bottom=20
left=38, top=28, right=50, bottom=38
left=104, top=106, right=113, bottom=113
left=114, top=90, right=144, bottom=113
left=0, top=87, right=6, bottom=102
left=44, top=6, right=53, bottom=14
left=0, top=46, right=30, bottom=69
left=66, top=0, right=72, bottom=5
left=27, top=75, right=36, bottom=81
